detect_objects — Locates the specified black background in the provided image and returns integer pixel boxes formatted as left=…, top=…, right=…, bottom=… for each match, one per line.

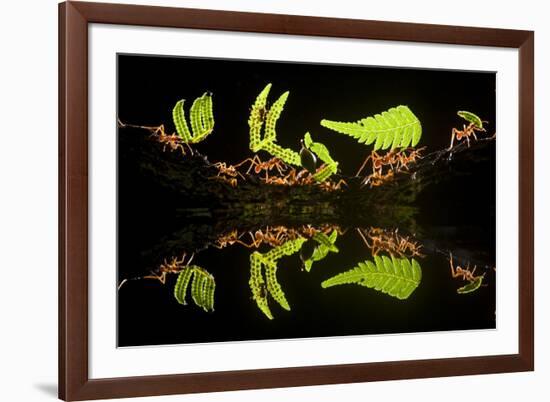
left=117, top=54, right=496, bottom=347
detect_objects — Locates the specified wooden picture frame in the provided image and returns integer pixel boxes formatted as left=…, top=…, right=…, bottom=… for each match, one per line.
left=59, top=1, right=534, bottom=400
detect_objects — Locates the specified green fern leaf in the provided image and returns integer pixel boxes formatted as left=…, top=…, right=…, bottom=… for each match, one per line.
left=312, top=232, right=339, bottom=252
left=172, top=100, right=193, bottom=142
left=249, top=252, right=273, bottom=320
left=265, top=262, right=290, bottom=311
left=264, top=91, right=288, bottom=143
left=321, top=105, right=422, bottom=150
left=249, top=83, right=272, bottom=151
left=247, top=84, right=302, bottom=166
left=261, top=141, right=301, bottom=166
left=321, top=256, right=422, bottom=300
left=303, top=230, right=339, bottom=272
left=248, top=238, right=306, bottom=319
left=171, top=92, right=215, bottom=144
left=190, top=268, right=206, bottom=308
left=457, top=110, right=484, bottom=129
left=189, top=96, right=203, bottom=140
left=194, top=268, right=215, bottom=312
left=174, top=265, right=215, bottom=312
left=173, top=266, right=194, bottom=305
left=194, top=92, right=214, bottom=142
left=263, top=237, right=306, bottom=262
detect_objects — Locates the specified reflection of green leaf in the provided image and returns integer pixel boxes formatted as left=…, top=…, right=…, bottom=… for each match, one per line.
left=457, top=274, right=485, bottom=294
left=265, top=262, right=290, bottom=310
left=303, top=230, right=339, bottom=272
left=321, top=105, right=422, bottom=150
left=249, top=238, right=306, bottom=319
left=174, top=265, right=215, bottom=312
left=174, top=266, right=194, bottom=305
left=263, top=238, right=307, bottom=262
left=321, top=255, right=422, bottom=300
left=249, top=252, right=273, bottom=319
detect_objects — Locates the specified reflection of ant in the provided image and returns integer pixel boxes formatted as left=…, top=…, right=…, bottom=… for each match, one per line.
left=357, top=227, right=424, bottom=258
left=215, top=225, right=343, bottom=250
left=448, top=253, right=481, bottom=282
left=117, top=252, right=195, bottom=290
left=448, top=253, right=487, bottom=294
left=143, top=253, right=195, bottom=285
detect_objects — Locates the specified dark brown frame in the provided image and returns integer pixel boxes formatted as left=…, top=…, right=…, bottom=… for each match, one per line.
left=59, top=1, right=534, bottom=400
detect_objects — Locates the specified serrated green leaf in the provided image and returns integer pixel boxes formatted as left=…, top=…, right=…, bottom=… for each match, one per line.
left=173, top=265, right=215, bottom=312
left=174, top=266, right=194, bottom=305
left=172, top=99, right=192, bottom=142
left=322, top=256, right=422, bottom=300
left=322, top=105, right=422, bottom=150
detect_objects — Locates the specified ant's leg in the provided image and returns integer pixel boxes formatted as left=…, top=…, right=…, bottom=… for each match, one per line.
left=355, top=154, right=372, bottom=177
left=449, top=252, right=457, bottom=277
left=449, top=129, right=458, bottom=150
left=184, top=142, right=194, bottom=156
left=117, top=278, right=128, bottom=291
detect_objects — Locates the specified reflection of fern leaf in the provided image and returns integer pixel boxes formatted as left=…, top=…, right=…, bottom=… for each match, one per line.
left=174, top=266, right=194, bottom=305
left=313, top=232, right=339, bottom=252
left=202, top=273, right=216, bottom=311
left=265, top=262, right=290, bottom=310
left=304, top=231, right=339, bottom=272
left=322, top=256, right=422, bottom=300
left=194, top=268, right=215, bottom=312
left=321, top=105, right=422, bottom=150
left=249, top=252, right=273, bottom=319
left=264, top=237, right=306, bottom=262
left=174, top=266, right=215, bottom=312
left=249, top=238, right=305, bottom=319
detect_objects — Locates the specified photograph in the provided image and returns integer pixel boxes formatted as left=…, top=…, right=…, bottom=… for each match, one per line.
left=116, top=54, right=496, bottom=347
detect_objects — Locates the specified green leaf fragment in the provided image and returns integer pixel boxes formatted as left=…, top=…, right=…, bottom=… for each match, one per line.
left=457, top=110, right=484, bottom=129
left=457, top=275, right=485, bottom=294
